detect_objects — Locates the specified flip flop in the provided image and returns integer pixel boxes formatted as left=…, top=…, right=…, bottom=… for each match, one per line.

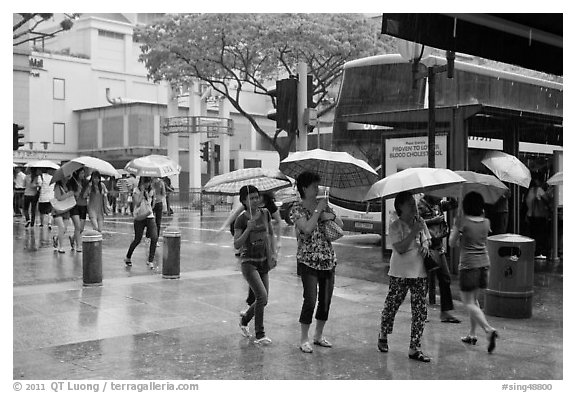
left=441, top=316, right=461, bottom=323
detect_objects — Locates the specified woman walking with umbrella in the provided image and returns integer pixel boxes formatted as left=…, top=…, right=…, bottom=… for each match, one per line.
left=124, top=177, right=157, bottom=268
left=85, top=171, right=109, bottom=233
left=289, top=171, right=343, bottom=353
left=52, top=174, right=75, bottom=253
left=235, top=185, right=276, bottom=345
left=378, top=191, right=432, bottom=362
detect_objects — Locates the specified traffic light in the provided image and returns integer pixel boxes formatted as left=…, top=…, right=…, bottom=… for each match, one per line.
left=214, top=144, right=220, bottom=162
left=267, top=78, right=298, bottom=133
left=446, top=50, right=455, bottom=78
left=13, top=123, right=25, bottom=151
left=200, top=141, right=209, bottom=162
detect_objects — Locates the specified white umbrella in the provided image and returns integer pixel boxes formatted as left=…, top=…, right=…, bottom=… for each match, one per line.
left=279, top=148, right=378, bottom=188
left=481, top=151, right=531, bottom=188
left=51, top=156, right=119, bottom=184
left=427, top=171, right=510, bottom=204
left=203, top=168, right=292, bottom=195
left=363, top=167, right=466, bottom=201
left=547, top=171, right=562, bottom=186
left=25, top=160, right=60, bottom=170
left=124, top=155, right=181, bottom=177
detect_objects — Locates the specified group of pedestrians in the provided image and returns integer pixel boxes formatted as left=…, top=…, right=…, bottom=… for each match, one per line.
left=230, top=170, right=499, bottom=362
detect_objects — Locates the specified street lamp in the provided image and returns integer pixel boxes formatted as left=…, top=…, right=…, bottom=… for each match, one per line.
left=399, top=40, right=454, bottom=168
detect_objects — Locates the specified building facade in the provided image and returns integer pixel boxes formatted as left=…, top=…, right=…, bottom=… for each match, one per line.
left=13, top=13, right=289, bottom=188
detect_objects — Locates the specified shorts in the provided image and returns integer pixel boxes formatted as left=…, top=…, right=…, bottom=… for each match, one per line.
left=38, top=202, right=52, bottom=215
left=53, top=210, right=70, bottom=220
left=459, top=267, right=488, bottom=292
left=69, top=205, right=88, bottom=220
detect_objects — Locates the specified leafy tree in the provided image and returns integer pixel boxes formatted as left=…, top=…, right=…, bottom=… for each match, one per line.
left=13, top=13, right=80, bottom=47
left=136, top=13, right=394, bottom=159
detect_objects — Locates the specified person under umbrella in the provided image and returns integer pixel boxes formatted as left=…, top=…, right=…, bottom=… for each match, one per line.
left=22, top=168, right=41, bottom=228
left=449, top=192, right=499, bottom=353
left=68, top=168, right=90, bottom=252
left=418, top=194, right=461, bottom=323
left=124, top=177, right=157, bottom=268
left=85, top=171, right=109, bottom=233
left=51, top=174, right=75, bottom=254
left=378, top=191, right=432, bottom=362
left=234, top=185, right=276, bottom=345
left=289, top=171, right=343, bottom=353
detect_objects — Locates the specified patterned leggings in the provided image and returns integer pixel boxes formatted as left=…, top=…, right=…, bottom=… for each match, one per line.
left=380, top=276, right=428, bottom=350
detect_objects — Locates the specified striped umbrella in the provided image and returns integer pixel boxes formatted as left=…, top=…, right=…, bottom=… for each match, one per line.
left=279, top=148, right=378, bottom=188
left=202, top=168, right=292, bottom=195
left=124, top=155, right=181, bottom=178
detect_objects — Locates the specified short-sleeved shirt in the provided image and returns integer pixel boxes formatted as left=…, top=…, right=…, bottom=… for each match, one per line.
left=24, top=175, right=40, bottom=196
left=289, top=202, right=336, bottom=271
left=38, top=173, right=54, bottom=203
left=388, top=218, right=429, bottom=279
left=234, top=209, right=272, bottom=264
left=458, top=216, right=491, bottom=270
left=117, top=178, right=130, bottom=193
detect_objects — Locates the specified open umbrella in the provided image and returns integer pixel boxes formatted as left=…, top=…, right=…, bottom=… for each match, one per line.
left=427, top=171, right=510, bottom=204
left=547, top=171, right=562, bottom=186
left=51, top=156, right=119, bottom=184
left=279, top=148, right=378, bottom=188
left=203, top=168, right=292, bottom=195
left=481, top=151, right=531, bottom=188
left=25, top=160, right=60, bottom=170
left=124, top=155, right=181, bottom=177
left=363, top=167, right=466, bottom=201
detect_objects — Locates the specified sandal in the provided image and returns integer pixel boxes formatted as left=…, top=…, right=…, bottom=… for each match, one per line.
left=408, top=350, right=431, bottom=363
left=487, top=330, right=499, bottom=353
left=461, top=335, right=478, bottom=345
left=377, top=338, right=389, bottom=353
left=313, top=337, right=332, bottom=348
left=299, top=342, right=313, bottom=353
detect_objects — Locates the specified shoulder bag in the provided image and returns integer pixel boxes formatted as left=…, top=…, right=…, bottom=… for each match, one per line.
left=50, top=185, right=76, bottom=214
left=134, top=191, right=153, bottom=221
left=264, top=210, right=277, bottom=270
left=322, top=219, right=344, bottom=242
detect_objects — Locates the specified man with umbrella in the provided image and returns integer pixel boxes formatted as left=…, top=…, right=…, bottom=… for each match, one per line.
left=418, top=194, right=461, bottom=323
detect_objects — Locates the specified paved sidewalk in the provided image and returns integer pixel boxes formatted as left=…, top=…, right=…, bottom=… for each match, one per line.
left=12, top=215, right=563, bottom=380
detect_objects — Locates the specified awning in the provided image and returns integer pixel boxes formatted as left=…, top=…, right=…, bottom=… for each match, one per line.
left=382, top=13, right=562, bottom=76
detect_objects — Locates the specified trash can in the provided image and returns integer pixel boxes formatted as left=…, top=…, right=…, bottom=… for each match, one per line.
left=485, top=234, right=534, bottom=318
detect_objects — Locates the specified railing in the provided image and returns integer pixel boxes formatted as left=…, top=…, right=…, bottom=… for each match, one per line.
left=166, top=188, right=234, bottom=215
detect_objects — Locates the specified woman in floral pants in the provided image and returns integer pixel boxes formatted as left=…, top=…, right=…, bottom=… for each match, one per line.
left=378, top=191, right=432, bottom=362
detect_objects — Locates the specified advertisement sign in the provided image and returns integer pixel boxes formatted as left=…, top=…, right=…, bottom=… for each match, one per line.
left=384, top=134, right=448, bottom=248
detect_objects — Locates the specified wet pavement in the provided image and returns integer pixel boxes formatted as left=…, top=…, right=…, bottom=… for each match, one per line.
left=12, top=212, right=564, bottom=380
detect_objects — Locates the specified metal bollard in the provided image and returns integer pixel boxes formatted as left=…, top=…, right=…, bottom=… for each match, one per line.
left=162, top=227, right=181, bottom=279
left=82, top=230, right=103, bottom=286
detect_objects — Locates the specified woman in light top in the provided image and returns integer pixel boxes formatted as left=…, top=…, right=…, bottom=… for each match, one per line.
left=378, top=191, right=432, bottom=363
left=85, top=171, right=108, bottom=233
left=449, top=191, right=498, bottom=353
left=124, top=176, right=157, bottom=268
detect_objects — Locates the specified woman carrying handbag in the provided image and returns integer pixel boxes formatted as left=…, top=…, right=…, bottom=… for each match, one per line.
left=124, top=177, right=157, bottom=268
left=289, top=171, right=343, bottom=354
